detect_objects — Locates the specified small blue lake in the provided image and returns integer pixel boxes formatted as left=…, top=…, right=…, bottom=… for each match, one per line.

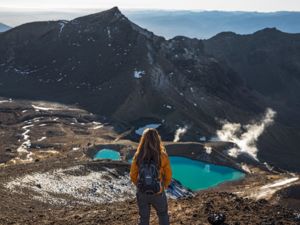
left=135, top=123, right=161, bottom=135
left=94, top=149, right=244, bottom=191
left=94, top=149, right=121, bottom=160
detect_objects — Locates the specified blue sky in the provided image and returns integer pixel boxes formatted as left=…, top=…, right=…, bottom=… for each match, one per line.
left=1, top=0, right=300, bottom=11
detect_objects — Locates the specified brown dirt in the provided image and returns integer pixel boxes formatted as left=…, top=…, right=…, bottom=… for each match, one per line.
left=0, top=99, right=299, bottom=225
left=0, top=191, right=298, bottom=225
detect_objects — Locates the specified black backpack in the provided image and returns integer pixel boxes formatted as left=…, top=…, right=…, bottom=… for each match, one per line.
left=137, top=161, right=161, bottom=194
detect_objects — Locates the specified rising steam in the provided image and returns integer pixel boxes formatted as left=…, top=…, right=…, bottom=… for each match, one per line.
left=173, top=125, right=188, bottom=142
left=216, top=108, right=276, bottom=160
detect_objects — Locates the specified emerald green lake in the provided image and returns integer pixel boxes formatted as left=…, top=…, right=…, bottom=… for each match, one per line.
left=94, top=149, right=244, bottom=191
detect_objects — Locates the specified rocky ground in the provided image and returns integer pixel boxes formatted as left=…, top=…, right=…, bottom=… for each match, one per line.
left=0, top=98, right=300, bottom=225
left=2, top=190, right=300, bottom=224
left=1, top=158, right=300, bottom=225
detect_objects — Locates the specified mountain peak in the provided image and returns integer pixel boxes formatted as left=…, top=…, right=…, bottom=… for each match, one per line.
left=72, top=6, right=125, bottom=24
left=209, top=31, right=238, bottom=41
left=108, top=6, right=121, bottom=14
left=101, top=6, right=122, bottom=18
left=259, top=27, right=280, bottom=32
left=251, top=27, right=286, bottom=39
left=254, top=27, right=282, bottom=34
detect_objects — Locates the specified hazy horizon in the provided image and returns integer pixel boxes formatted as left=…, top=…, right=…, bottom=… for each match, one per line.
left=1, top=7, right=300, bottom=27
left=1, top=0, right=300, bottom=11
left=1, top=6, right=300, bottom=12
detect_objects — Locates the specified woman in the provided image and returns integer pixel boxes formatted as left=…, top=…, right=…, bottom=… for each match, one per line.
left=130, top=128, right=172, bottom=225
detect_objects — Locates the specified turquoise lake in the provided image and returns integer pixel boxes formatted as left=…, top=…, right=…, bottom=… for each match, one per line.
left=94, top=149, right=244, bottom=191
left=170, top=156, right=244, bottom=191
left=94, top=149, right=121, bottom=160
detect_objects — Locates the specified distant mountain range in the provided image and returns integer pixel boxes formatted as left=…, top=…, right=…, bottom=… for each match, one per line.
left=0, top=7, right=299, bottom=171
left=126, top=10, right=300, bottom=39
left=1, top=9, right=300, bottom=39
left=0, top=23, right=10, bottom=32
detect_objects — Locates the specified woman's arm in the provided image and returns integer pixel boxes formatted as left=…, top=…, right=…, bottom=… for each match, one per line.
left=130, top=155, right=138, bottom=185
left=162, top=153, right=172, bottom=188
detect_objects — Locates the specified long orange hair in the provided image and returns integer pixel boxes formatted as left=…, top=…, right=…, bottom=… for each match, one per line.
left=135, top=128, right=165, bottom=168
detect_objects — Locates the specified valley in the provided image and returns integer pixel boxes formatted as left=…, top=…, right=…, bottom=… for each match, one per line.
left=0, top=97, right=299, bottom=224
left=0, top=7, right=300, bottom=224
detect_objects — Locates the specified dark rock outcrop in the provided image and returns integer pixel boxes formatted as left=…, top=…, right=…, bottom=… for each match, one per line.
left=0, top=7, right=261, bottom=135
left=208, top=213, right=226, bottom=225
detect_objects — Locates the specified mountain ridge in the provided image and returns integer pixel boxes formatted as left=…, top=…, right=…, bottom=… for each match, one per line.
left=126, top=10, right=300, bottom=39
left=0, top=23, right=11, bottom=32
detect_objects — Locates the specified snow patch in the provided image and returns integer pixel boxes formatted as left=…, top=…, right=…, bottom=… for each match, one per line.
left=92, top=125, right=104, bottom=130
left=263, top=162, right=274, bottom=171
left=133, top=70, right=145, bottom=79
left=5, top=166, right=136, bottom=205
left=241, top=164, right=252, bottom=174
left=163, top=104, right=173, bottom=109
left=41, top=150, right=59, bottom=154
left=13, top=68, right=33, bottom=75
left=21, top=129, right=31, bottom=141
left=0, top=98, right=12, bottom=103
left=32, top=105, right=57, bottom=111
left=22, top=124, right=34, bottom=130
left=17, top=140, right=31, bottom=153
left=37, top=137, right=47, bottom=142
left=107, top=27, right=112, bottom=39
left=14, top=123, right=34, bottom=163
left=4, top=165, right=193, bottom=205
left=254, top=177, right=299, bottom=200
left=204, top=146, right=212, bottom=154
left=58, top=21, right=68, bottom=35
left=262, top=177, right=299, bottom=189
left=209, top=136, right=221, bottom=142
left=199, top=136, right=206, bottom=141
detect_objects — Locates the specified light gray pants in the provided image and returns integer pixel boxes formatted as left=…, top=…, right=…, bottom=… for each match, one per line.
left=136, top=191, right=170, bottom=225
